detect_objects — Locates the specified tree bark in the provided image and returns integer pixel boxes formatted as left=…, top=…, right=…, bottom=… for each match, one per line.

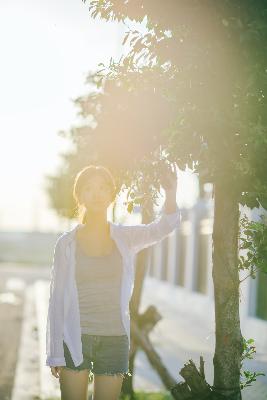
left=121, top=249, right=149, bottom=398
left=121, top=200, right=154, bottom=398
left=212, top=181, right=243, bottom=399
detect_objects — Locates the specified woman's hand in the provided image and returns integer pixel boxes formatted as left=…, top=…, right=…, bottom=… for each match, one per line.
left=159, top=161, right=178, bottom=193
left=50, top=366, right=63, bottom=379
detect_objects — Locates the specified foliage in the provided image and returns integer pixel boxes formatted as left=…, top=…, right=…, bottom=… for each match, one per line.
left=47, top=63, right=181, bottom=218
left=48, top=1, right=267, bottom=219
left=82, top=0, right=267, bottom=208
left=238, top=212, right=267, bottom=281
left=240, top=337, right=265, bottom=390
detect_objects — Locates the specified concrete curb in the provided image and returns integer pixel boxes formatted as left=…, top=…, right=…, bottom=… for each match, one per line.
left=11, top=284, right=40, bottom=400
left=34, top=279, right=61, bottom=400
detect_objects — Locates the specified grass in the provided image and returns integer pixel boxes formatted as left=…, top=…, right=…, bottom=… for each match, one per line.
left=44, top=391, right=172, bottom=400
left=122, top=392, right=172, bottom=399
left=121, top=392, right=172, bottom=399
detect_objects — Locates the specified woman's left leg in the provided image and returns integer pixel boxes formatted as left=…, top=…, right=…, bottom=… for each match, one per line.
left=93, top=374, right=124, bottom=400
left=92, top=334, right=129, bottom=399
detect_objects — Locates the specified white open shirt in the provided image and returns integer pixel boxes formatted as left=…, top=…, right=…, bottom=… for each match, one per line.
left=46, top=206, right=181, bottom=367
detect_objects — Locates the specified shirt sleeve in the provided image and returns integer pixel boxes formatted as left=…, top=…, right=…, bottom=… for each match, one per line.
left=45, top=236, right=67, bottom=367
left=116, top=205, right=181, bottom=255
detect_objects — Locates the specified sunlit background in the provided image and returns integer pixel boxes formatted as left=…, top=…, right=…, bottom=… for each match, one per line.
left=0, top=0, right=198, bottom=233
left=0, top=3, right=267, bottom=400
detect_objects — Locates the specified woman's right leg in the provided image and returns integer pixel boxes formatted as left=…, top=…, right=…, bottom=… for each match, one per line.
left=59, top=367, right=90, bottom=400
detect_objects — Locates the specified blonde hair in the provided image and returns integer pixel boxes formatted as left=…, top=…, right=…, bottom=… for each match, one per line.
left=73, top=164, right=117, bottom=224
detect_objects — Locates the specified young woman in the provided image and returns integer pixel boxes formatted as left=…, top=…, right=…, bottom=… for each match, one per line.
left=46, top=163, right=181, bottom=400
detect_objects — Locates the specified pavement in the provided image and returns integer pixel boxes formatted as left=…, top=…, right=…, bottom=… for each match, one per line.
left=138, top=277, right=267, bottom=400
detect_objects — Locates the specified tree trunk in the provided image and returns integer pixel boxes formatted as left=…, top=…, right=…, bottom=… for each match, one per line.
left=121, top=200, right=154, bottom=398
left=212, top=181, right=243, bottom=399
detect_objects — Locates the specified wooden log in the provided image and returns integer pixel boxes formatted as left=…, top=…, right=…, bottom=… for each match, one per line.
left=129, top=305, right=162, bottom=359
left=176, top=358, right=212, bottom=400
left=170, top=382, right=192, bottom=400
left=136, top=305, right=162, bottom=333
left=200, top=356, right=205, bottom=380
left=180, top=359, right=211, bottom=396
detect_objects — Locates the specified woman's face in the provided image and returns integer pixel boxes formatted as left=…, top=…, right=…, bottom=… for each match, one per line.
left=80, top=174, right=114, bottom=211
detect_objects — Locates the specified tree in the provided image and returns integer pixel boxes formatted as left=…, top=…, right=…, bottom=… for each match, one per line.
left=78, top=1, right=267, bottom=399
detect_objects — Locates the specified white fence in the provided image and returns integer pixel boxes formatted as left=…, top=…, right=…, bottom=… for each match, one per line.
left=146, top=202, right=267, bottom=353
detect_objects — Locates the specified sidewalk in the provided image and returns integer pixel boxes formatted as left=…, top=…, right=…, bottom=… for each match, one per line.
left=137, top=276, right=267, bottom=400
left=11, top=274, right=267, bottom=399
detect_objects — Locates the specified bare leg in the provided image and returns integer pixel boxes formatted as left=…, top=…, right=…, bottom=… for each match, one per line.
left=59, top=367, right=90, bottom=400
left=93, top=373, right=124, bottom=400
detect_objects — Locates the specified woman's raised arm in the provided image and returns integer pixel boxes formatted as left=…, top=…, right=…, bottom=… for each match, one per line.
left=116, top=204, right=181, bottom=254
left=116, top=161, right=181, bottom=254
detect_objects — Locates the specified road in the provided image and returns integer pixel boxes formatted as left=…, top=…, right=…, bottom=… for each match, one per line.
left=0, top=264, right=49, bottom=400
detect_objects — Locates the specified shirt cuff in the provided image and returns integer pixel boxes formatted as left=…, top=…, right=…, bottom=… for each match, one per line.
left=46, top=356, right=66, bottom=367
left=163, top=205, right=181, bottom=227
left=163, top=204, right=179, bottom=215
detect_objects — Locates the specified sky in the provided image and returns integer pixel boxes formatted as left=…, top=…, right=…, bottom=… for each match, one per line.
left=0, top=0, right=198, bottom=232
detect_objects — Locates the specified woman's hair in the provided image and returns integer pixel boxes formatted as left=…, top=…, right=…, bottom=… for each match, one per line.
left=73, top=164, right=117, bottom=224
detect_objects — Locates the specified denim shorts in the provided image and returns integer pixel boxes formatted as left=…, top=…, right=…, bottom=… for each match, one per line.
left=62, top=334, right=131, bottom=377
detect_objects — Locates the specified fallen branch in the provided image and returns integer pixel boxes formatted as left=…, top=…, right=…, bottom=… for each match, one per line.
left=131, top=310, right=213, bottom=400
left=131, top=316, right=177, bottom=391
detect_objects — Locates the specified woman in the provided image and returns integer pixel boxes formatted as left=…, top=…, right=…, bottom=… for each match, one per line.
left=46, top=163, right=181, bottom=400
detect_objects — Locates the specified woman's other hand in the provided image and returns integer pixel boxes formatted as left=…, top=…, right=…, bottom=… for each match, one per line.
left=50, top=366, right=63, bottom=379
